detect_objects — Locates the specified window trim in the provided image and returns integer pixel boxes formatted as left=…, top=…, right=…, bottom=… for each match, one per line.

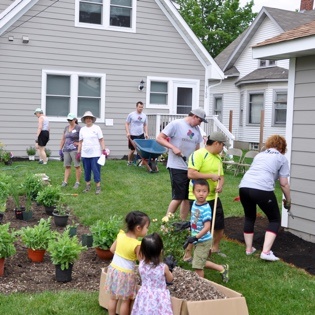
left=272, top=89, right=287, bottom=126
left=75, top=0, right=137, bottom=33
left=239, top=92, right=244, bottom=126
left=259, top=59, right=276, bottom=68
left=247, top=91, right=265, bottom=125
left=41, top=69, right=106, bottom=122
left=213, top=94, right=223, bottom=122
left=145, top=76, right=200, bottom=114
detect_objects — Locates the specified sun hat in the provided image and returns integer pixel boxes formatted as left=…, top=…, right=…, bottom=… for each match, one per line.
left=81, top=111, right=96, bottom=123
left=190, top=108, right=208, bottom=123
left=67, top=113, right=76, bottom=121
left=34, top=108, right=43, bottom=115
left=208, top=132, right=227, bottom=144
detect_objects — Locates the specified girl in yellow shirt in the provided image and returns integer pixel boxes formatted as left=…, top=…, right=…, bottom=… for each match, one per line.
left=105, top=211, right=150, bottom=315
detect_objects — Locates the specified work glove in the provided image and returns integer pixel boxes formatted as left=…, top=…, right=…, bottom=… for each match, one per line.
left=172, top=221, right=190, bottom=232
left=102, top=149, right=108, bottom=156
left=283, top=199, right=291, bottom=211
left=163, top=255, right=177, bottom=273
left=183, top=236, right=198, bottom=249
left=75, top=152, right=81, bottom=162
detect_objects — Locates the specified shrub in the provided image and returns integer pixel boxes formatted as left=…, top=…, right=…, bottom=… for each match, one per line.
left=150, top=213, right=189, bottom=263
left=47, top=229, right=86, bottom=270
left=90, top=216, right=122, bottom=250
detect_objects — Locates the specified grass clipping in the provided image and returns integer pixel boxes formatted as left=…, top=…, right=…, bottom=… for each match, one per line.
left=137, top=267, right=227, bottom=301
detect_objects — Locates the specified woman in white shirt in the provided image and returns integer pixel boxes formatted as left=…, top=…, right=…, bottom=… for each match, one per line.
left=77, top=111, right=107, bottom=195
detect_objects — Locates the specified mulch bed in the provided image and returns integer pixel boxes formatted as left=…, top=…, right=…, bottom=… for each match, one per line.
left=1, top=199, right=314, bottom=299
left=224, top=216, right=315, bottom=275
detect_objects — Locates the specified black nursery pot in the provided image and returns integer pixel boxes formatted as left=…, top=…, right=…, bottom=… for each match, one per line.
left=0, top=212, right=4, bottom=223
left=15, top=207, right=25, bottom=220
left=55, top=264, right=73, bottom=282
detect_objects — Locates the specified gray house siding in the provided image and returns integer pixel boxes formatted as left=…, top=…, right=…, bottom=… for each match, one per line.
left=290, top=55, right=315, bottom=241
left=0, top=0, right=207, bottom=158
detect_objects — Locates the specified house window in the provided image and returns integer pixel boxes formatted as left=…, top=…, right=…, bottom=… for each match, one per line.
left=79, top=0, right=103, bottom=25
left=274, top=91, right=287, bottom=125
left=42, top=70, right=105, bottom=122
left=259, top=59, right=276, bottom=67
left=213, top=96, right=222, bottom=121
left=150, top=82, right=168, bottom=105
left=110, top=0, right=132, bottom=27
left=146, top=77, right=200, bottom=114
left=248, top=93, right=264, bottom=124
left=76, top=0, right=136, bottom=31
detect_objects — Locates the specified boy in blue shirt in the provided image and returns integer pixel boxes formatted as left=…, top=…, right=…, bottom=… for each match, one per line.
left=184, top=179, right=229, bottom=282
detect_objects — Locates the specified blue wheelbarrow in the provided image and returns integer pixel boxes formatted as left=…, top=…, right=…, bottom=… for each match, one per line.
left=132, top=139, right=167, bottom=173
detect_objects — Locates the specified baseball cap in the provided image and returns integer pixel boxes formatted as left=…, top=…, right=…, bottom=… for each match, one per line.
left=67, top=113, right=76, bottom=120
left=34, top=108, right=43, bottom=115
left=208, top=132, right=227, bottom=143
left=190, top=108, right=208, bottom=123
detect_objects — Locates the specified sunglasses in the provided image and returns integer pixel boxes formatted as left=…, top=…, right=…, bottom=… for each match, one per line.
left=67, top=119, right=73, bottom=122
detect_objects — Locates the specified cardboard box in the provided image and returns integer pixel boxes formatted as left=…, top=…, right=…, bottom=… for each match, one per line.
left=99, top=268, right=249, bottom=315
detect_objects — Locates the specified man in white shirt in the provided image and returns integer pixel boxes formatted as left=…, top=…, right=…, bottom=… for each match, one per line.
left=125, top=101, right=148, bottom=165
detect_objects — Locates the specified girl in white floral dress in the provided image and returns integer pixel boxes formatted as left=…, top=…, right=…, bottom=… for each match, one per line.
left=131, top=233, right=173, bottom=315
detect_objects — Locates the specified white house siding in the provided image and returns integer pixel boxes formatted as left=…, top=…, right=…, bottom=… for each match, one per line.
left=288, top=55, right=315, bottom=242
left=210, top=16, right=289, bottom=147
left=0, top=0, right=207, bottom=158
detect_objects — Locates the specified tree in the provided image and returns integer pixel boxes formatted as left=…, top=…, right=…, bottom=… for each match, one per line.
left=175, top=0, right=257, bottom=57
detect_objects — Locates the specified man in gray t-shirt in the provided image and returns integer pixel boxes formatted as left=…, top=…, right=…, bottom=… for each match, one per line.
left=156, top=108, right=206, bottom=220
left=125, top=101, right=148, bottom=165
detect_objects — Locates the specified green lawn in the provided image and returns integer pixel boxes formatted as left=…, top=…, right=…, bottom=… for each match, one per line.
left=0, top=160, right=314, bottom=315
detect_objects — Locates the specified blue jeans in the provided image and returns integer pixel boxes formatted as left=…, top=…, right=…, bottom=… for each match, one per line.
left=82, top=157, right=101, bottom=183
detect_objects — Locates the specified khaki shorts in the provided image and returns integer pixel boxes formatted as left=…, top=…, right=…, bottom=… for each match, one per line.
left=192, top=239, right=212, bottom=270
left=64, top=151, right=80, bottom=167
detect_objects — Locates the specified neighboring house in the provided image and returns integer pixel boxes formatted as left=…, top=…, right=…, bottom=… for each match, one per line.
left=210, top=5, right=315, bottom=150
left=252, top=2, right=315, bottom=243
left=0, top=0, right=223, bottom=158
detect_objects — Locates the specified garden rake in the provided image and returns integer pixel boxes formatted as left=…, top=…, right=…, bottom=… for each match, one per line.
left=209, top=164, right=221, bottom=257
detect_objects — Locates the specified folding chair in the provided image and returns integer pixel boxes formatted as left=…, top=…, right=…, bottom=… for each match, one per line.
left=222, top=148, right=243, bottom=176
left=236, top=150, right=259, bottom=176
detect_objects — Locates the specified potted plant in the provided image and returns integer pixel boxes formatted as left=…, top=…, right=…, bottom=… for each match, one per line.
left=90, top=216, right=122, bottom=260
left=26, top=146, right=36, bottom=160
left=19, top=217, right=53, bottom=262
left=47, top=228, right=86, bottom=282
left=0, top=223, right=16, bottom=276
left=0, top=173, right=13, bottom=220
left=22, top=192, right=33, bottom=221
left=1, top=151, right=13, bottom=165
left=23, top=173, right=44, bottom=201
left=36, top=185, right=61, bottom=215
left=68, top=221, right=79, bottom=238
left=53, top=201, right=70, bottom=227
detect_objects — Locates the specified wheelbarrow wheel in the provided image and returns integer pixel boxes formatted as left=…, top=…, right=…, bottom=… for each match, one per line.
left=149, top=160, right=158, bottom=173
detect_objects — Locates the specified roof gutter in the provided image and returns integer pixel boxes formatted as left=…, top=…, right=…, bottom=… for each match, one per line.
left=0, top=0, right=39, bottom=36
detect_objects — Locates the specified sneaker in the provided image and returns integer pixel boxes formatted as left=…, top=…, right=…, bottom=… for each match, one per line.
left=38, top=160, right=43, bottom=164
left=95, top=187, right=101, bottom=195
left=83, top=184, right=91, bottom=193
left=73, top=182, right=80, bottom=189
left=61, top=181, right=68, bottom=187
left=220, top=264, right=229, bottom=283
left=246, top=247, right=256, bottom=255
left=260, top=251, right=279, bottom=261
left=127, top=161, right=132, bottom=166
